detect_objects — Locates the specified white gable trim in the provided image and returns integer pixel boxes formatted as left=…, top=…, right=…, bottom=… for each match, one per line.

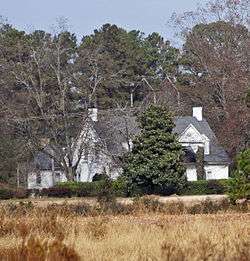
left=179, top=124, right=203, bottom=142
left=178, top=124, right=210, bottom=154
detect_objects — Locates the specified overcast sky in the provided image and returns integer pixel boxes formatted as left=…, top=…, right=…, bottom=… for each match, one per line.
left=1, top=0, right=204, bottom=44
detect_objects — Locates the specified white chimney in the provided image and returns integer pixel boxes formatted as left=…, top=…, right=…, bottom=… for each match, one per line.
left=193, top=107, right=203, bottom=121
left=88, top=108, right=98, bottom=122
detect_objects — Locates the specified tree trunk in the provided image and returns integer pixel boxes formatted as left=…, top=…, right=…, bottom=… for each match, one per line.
left=65, top=166, right=75, bottom=181
left=196, top=146, right=205, bottom=180
left=16, top=164, right=20, bottom=188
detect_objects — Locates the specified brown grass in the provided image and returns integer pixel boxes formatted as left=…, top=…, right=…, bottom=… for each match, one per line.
left=0, top=198, right=249, bottom=261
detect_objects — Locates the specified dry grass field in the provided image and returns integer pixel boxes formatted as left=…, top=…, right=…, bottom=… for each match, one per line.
left=1, top=194, right=228, bottom=208
left=0, top=197, right=249, bottom=261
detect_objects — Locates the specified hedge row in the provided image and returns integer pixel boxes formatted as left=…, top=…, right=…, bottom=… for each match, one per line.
left=0, top=179, right=229, bottom=200
left=0, top=180, right=127, bottom=200
left=0, top=188, right=29, bottom=200
left=26, top=179, right=128, bottom=198
left=53, top=179, right=128, bottom=197
left=181, top=180, right=228, bottom=195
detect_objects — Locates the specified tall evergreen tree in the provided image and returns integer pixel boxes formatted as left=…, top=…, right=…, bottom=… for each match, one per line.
left=123, top=105, right=186, bottom=195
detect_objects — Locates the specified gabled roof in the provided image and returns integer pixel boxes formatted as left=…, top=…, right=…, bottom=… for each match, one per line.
left=173, top=116, right=230, bottom=163
left=34, top=151, right=52, bottom=170
left=93, top=112, right=230, bottom=164
left=93, top=111, right=139, bottom=156
left=34, top=149, right=61, bottom=171
left=34, top=110, right=230, bottom=170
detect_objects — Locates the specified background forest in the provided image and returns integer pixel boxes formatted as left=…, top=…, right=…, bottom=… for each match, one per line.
left=0, top=0, right=249, bottom=185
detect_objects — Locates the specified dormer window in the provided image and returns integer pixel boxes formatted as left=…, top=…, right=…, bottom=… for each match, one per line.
left=36, top=172, right=41, bottom=185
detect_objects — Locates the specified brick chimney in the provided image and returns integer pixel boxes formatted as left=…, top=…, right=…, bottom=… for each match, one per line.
left=193, top=107, right=203, bottom=121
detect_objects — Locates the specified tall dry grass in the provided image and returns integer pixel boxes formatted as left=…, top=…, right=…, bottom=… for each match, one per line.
left=0, top=198, right=249, bottom=261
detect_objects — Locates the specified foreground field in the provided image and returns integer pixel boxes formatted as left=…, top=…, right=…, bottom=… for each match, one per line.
left=0, top=197, right=249, bottom=261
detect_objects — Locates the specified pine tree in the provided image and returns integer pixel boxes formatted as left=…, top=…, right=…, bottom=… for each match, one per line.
left=123, top=105, right=186, bottom=195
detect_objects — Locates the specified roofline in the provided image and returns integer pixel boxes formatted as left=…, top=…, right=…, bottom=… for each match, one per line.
left=204, top=161, right=230, bottom=165
left=184, top=161, right=230, bottom=166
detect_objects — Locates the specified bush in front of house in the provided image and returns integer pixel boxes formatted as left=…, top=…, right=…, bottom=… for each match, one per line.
left=0, top=187, right=14, bottom=200
left=76, top=182, right=100, bottom=197
left=50, top=179, right=228, bottom=198
left=180, top=180, right=228, bottom=195
left=41, top=187, right=73, bottom=198
left=123, top=105, right=187, bottom=196
left=55, top=178, right=128, bottom=198
left=14, top=188, right=29, bottom=199
left=56, top=181, right=100, bottom=197
left=0, top=187, right=30, bottom=200
left=111, top=177, right=128, bottom=197
left=228, top=149, right=250, bottom=203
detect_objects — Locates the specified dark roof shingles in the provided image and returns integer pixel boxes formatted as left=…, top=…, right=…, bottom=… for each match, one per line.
left=94, top=114, right=230, bottom=164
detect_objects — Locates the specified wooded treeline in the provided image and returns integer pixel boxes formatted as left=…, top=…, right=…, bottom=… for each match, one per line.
left=0, top=0, right=249, bottom=184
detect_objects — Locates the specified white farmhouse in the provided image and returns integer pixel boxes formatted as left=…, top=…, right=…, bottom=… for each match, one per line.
left=28, top=107, right=230, bottom=189
left=174, top=107, right=230, bottom=181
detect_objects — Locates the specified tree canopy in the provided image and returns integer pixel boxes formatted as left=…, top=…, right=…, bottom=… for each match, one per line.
left=0, top=0, right=249, bottom=185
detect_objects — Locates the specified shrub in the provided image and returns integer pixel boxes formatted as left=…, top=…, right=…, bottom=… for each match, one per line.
left=56, top=179, right=129, bottom=198
left=187, top=198, right=230, bottom=214
left=228, top=149, right=250, bottom=203
left=27, top=189, right=40, bottom=197
left=41, top=187, right=72, bottom=198
left=164, top=201, right=186, bottom=215
left=14, top=188, right=29, bottom=199
left=75, top=182, right=98, bottom=197
left=97, top=178, right=114, bottom=205
left=133, top=195, right=166, bottom=213
left=206, top=180, right=227, bottom=194
left=95, top=178, right=129, bottom=215
left=112, top=177, right=128, bottom=197
left=92, top=173, right=110, bottom=182
left=56, top=182, right=97, bottom=197
left=0, top=188, right=32, bottom=200
left=181, top=180, right=227, bottom=195
left=0, top=188, right=14, bottom=200
left=56, top=181, right=82, bottom=192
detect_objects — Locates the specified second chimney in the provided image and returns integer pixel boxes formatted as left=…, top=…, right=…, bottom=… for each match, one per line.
left=193, top=107, right=203, bottom=121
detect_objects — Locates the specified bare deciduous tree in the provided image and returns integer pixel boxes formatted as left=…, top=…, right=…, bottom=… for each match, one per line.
left=171, top=0, right=250, bottom=157
left=0, top=23, right=101, bottom=181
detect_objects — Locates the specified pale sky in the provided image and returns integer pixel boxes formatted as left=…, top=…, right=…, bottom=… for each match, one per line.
left=0, top=0, right=205, bottom=44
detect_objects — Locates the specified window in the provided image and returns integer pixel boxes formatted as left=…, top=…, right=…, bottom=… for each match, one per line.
left=206, top=170, right=212, bottom=179
left=78, top=172, right=81, bottom=182
left=54, top=172, right=61, bottom=183
left=36, top=172, right=41, bottom=185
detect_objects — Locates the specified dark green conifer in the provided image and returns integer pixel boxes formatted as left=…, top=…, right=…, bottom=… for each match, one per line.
left=123, top=105, right=186, bottom=195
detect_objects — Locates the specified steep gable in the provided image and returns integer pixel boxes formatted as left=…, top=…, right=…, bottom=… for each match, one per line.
left=179, top=123, right=206, bottom=143
left=173, top=116, right=229, bottom=164
left=178, top=123, right=210, bottom=155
